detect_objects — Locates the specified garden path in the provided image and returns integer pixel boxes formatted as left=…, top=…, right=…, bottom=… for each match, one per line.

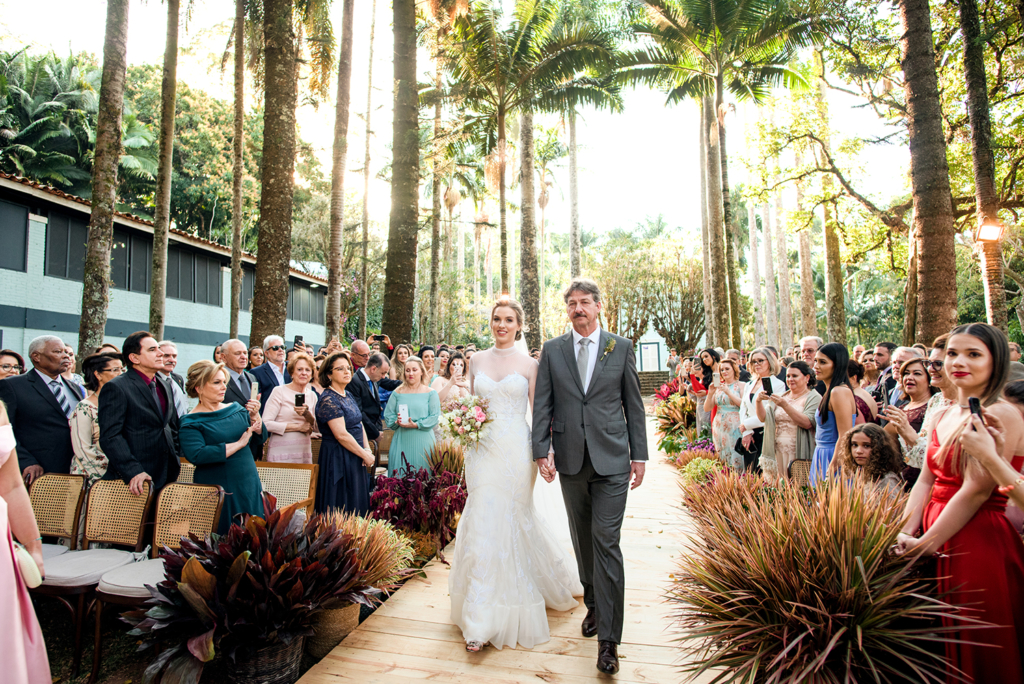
left=299, top=417, right=712, bottom=683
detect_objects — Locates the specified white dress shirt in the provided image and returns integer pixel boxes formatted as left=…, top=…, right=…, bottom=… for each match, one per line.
left=360, top=368, right=378, bottom=400
left=35, top=368, right=79, bottom=410
left=269, top=361, right=285, bottom=386
left=160, top=371, right=190, bottom=418
left=571, top=326, right=602, bottom=393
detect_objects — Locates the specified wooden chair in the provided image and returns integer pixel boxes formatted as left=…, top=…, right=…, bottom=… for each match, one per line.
left=256, top=462, right=318, bottom=515
left=32, top=480, right=153, bottom=677
left=177, top=458, right=195, bottom=484
left=378, top=428, right=394, bottom=470
left=29, top=473, right=87, bottom=558
left=89, top=483, right=224, bottom=684
left=789, top=460, right=812, bottom=488
left=310, top=437, right=322, bottom=465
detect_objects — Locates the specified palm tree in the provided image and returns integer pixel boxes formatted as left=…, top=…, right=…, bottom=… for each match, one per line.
left=762, top=203, right=779, bottom=347
left=229, top=0, right=245, bottom=338
left=814, top=52, right=845, bottom=345
left=748, top=202, right=765, bottom=346
left=698, top=104, right=713, bottom=345
left=381, top=0, right=418, bottom=342
left=358, top=0, right=378, bottom=339
left=794, top=147, right=816, bottom=338
left=534, top=125, right=566, bottom=336
left=898, top=0, right=957, bottom=343
left=148, top=0, right=181, bottom=340
left=703, top=96, right=731, bottom=344
left=774, top=187, right=794, bottom=349
left=78, top=0, right=131, bottom=358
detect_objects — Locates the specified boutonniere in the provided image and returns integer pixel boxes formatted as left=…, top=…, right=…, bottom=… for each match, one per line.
left=601, top=338, right=615, bottom=361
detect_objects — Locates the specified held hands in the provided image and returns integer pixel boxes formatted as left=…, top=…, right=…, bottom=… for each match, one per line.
left=741, top=434, right=754, bottom=450
left=893, top=532, right=923, bottom=557
left=361, top=449, right=375, bottom=467
left=129, top=472, right=152, bottom=496
left=398, top=419, right=418, bottom=429
left=537, top=455, right=556, bottom=483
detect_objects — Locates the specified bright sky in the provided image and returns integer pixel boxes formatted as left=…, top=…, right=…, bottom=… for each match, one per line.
left=0, top=0, right=910, bottom=256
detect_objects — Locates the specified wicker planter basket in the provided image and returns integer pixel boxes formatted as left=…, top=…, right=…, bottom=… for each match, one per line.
left=305, top=602, right=361, bottom=660
left=227, top=636, right=305, bottom=684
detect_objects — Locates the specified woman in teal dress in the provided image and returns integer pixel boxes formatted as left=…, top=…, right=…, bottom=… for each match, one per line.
left=383, top=356, right=441, bottom=476
left=180, top=360, right=267, bottom=533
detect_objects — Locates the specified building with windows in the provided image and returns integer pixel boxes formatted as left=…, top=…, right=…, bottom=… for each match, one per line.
left=0, top=173, right=327, bottom=372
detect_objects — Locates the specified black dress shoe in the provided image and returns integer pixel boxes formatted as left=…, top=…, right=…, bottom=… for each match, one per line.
left=597, top=640, right=619, bottom=674
left=581, top=608, right=597, bottom=638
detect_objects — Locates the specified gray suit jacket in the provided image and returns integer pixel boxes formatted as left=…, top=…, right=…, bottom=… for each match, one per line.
left=532, top=330, right=648, bottom=476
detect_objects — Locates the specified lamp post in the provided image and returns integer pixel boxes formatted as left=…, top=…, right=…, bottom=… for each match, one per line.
left=976, top=219, right=1007, bottom=332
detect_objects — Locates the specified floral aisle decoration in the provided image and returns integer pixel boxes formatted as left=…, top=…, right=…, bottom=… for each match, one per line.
left=665, top=436, right=719, bottom=473
left=672, top=470, right=970, bottom=682
left=439, top=395, right=493, bottom=447
left=655, top=392, right=698, bottom=454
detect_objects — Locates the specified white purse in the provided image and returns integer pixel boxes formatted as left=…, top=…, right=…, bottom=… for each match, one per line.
left=12, top=541, right=42, bottom=589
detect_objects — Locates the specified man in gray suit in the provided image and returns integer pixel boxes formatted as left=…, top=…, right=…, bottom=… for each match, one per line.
left=532, top=277, right=648, bottom=675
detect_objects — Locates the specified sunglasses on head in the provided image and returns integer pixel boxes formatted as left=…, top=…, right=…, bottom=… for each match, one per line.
left=269, top=345, right=286, bottom=351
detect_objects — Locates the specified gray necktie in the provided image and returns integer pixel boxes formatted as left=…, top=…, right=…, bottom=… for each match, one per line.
left=577, top=338, right=592, bottom=392
left=237, top=373, right=249, bottom=397
left=49, top=379, right=73, bottom=418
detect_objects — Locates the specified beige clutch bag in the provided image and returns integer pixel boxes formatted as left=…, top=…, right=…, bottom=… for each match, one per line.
left=13, top=542, right=42, bottom=589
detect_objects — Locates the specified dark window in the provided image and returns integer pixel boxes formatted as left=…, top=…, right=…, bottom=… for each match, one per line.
left=130, top=234, right=151, bottom=293
left=311, top=288, right=325, bottom=325
left=45, top=212, right=89, bottom=280
left=241, top=266, right=255, bottom=312
left=166, top=248, right=180, bottom=298
left=166, top=245, right=223, bottom=306
left=111, top=229, right=129, bottom=289
left=286, top=279, right=325, bottom=324
left=0, top=200, right=29, bottom=272
left=178, top=250, right=193, bottom=302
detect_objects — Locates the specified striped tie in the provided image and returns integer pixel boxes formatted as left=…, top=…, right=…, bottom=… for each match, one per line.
left=49, top=379, right=73, bottom=419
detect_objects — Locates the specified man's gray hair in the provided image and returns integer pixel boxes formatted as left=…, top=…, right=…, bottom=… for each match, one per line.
left=562, top=277, right=602, bottom=304
left=894, top=346, right=923, bottom=359
left=366, top=352, right=389, bottom=370
left=158, top=340, right=177, bottom=351
left=222, top=338, right=246, bottom=352
left=28, top=335, right=64, bottom=358
left=726, top=349, right=740, bottom=357
left=262, top=335, right=284, bottom=351
left=799, top=336, right=824, bottom=348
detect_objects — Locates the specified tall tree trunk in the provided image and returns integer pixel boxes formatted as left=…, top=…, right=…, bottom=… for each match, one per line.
left=898, top=0, right=957, bottom=343
left=959, top=0, right=1005, bottom=332
left=763, top=204, right=779, bottom=348
left=358, top=0, right=377, bottom=339
left=498, top=112, right=509, bottom=293
left=749, top=203, right=765, bottom=347
left=699, top=103, right=714, bottom=347
left=473, top=217, right=482, bottom=308
left=903, top=228, right=919, bottom=345
left=428, top=69, right=442, bottom=342
left=229, top=0, right=245, bottom=339
left=703, top=95, right=730, bottom=346
left=486, top=226, right=493, bottom=302
left=716, top=76, right=739, bottom=347
left=725, top=218, right=740, bottom=348
left=568, top=109, right=581, bottom=278
left=775, top=190, right=794, bottom=350
left=327, top=0, right=355, bottom=340
left=78, top=0, right=129, bottom=358
left=815, top=53, right=846, bottom=345
left=520, top=110, right=541, bottom=349
left=538, top=186, right=548, bottom=339
left=795, top=149, right=816, bottom=338
left=381, top=0, right=419, bottom=342
left=148, top=0, right=178, bottom=340
left=250, top=0, right=298, bottom=347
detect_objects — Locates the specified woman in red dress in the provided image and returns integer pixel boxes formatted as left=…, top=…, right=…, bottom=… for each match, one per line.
left=896, top=323, right=1024, bottom=683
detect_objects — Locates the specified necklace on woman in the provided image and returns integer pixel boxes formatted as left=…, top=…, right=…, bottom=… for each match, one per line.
left=491, top=345, right=518, bottom=357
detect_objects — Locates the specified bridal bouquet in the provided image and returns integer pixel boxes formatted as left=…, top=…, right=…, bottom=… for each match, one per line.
left=440, top=396, right=492, bottom=447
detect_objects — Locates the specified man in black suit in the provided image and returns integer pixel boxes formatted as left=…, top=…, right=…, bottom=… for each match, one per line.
left=348, top=352, right=400, bottom=441
left=99, top=331, right=181, bottom=495
left=221, top=338, right=266, bottom=459
left=0, top=335, right=84, bottom=484
left=250, top=335, right=291, bottom=415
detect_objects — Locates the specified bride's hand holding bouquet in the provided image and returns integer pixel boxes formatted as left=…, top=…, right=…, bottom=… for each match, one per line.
left=441, top=396, right=493, bottom=447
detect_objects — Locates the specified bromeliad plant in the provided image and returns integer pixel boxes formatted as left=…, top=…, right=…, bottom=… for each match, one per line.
left=674, top=470, right=970, bottom=682
left=655, top=393, right=697, bottom=453
left=324, top=512, right=415, bottom=591
left=123, top=496, right=383, bottom=683
left=426, top=438, right=465, bottom=477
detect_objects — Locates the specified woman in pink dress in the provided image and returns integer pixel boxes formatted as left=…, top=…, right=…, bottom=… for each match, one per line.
left=0, top=401, right=52, bottom=683
left=262, top=353, right=319, bottom=463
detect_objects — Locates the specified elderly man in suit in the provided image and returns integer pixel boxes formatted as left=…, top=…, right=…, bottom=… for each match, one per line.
left=220, top=338, right=266, bottom=459
left=250, top=335, right=291, bottom=414
left=0, top=335, right=84, bottom=485
left=99, top=331, right=181, bottom=495
left=348, top=352, right=401, bottom=441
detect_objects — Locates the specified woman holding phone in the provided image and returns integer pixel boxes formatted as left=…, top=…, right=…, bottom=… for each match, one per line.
left=705, top=358, right=744, bottom=470
left=383, top=357, right=440, bottom=476
left=431, top=351, right=471, bottom=404
left=737, top=348, right=786, bottom=471
left=262, top=353, right=319, bottom=463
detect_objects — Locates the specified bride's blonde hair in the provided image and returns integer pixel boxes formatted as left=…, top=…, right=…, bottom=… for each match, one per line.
left=490, top=296, right=529, bottom=341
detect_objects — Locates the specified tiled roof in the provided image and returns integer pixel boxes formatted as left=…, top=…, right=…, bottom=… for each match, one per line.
left=0, top=172, right=327, bottom=284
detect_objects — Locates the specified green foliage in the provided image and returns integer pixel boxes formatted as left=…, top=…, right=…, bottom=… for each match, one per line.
left=678, top=457, right=722, bottom=485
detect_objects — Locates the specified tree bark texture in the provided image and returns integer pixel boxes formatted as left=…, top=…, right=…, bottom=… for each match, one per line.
left=519, top=110, right=541, bottom=349
left=903, top=228, right=919, bottom=346
left=568, top=110, right=581, bottom=279
left=899, top=0, right=958, bottom=343
left=715, top=78, right=739, bottom=347
left=703, top=96, right=730, bottom=347
left=429, top=70, right=442, bottom=343
left=699, top=103, right=714, bottom=347
left=250, top=0, right=298, bottom=348
left=148, top=0, right=179, bottom=340
left=725, top=217, right=740, bottom=348
left=498, top=114, right=509, bottom=293
left=358, top=0, right=377, bottom=339
left=795, top=149, right=817, bottom=338
left=763, top=204, right=779, bottom=348
left=381, top=0, right=419, bottom=343
left=473, top=218, right=482, bottom=308
left=958, top=0, right=1005, bottom=332
left=748, top=204, right=765, bottom=347
left=327, top=0, right=355, bottom=340
left=229, top=0, right=245, bottom=339
left=78, top=0, right=129, bottom=359
left=814, top=55, right=846, bottom=345
left=775, top=190, right=794, bottom=351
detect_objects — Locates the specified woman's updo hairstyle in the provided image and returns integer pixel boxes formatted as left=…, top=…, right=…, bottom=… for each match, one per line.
left=186, top=360, right=227, bottom=399
left=490, top=296, right=529, bottom=341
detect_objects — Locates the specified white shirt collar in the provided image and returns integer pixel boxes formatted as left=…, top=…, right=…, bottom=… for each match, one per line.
left=571, top=326, right=602, bottom=348
left=360, top=367, right=373, bottom=382
left=35, top=368, right=61, bottom=385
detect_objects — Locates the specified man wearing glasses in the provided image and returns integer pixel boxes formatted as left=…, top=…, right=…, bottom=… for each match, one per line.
left=250, top=335, right=292, bottom=415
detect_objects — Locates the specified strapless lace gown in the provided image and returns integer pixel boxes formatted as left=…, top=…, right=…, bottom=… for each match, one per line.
left=448, top=372, right=582, bottom=649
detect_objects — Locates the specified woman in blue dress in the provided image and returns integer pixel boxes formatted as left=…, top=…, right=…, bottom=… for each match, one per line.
left=383, top=356, right=441, bottom=475
left=180, top=360, right=267, bottom=533
left=810, top=343, right=856, bottom=485
left=315, top=352, right=375, bottom=514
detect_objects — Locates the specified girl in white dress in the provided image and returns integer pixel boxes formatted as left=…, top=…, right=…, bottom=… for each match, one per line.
left=449, top=297, right=583, bottom=652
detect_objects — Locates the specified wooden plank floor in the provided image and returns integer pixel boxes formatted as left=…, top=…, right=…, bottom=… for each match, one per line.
left=301, top=418, right=710, bottom=683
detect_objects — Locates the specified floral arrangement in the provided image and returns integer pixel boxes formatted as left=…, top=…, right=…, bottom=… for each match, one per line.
left=655, top=392, right=697, bottom=452
left=440, top=395, right=493, bottom=447
left=665, top=438, right=719, bottom=472
left=653, top=377, right=682, bottom=405
left=678, top=457, right=725, bottom=485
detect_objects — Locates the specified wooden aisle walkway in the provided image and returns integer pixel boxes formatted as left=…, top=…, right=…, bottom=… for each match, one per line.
left=300, top=418, right=707, bottom=683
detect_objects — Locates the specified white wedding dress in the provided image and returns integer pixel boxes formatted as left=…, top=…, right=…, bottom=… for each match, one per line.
left=448, top=348, right=583, bottom=650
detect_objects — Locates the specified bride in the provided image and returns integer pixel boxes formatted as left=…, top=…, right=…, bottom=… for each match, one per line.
left=448, top=296, right=583, bottom=652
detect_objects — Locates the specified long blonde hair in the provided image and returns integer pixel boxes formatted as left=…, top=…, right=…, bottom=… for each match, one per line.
left=391, top=343, right=413, bottom=378
left=400, top=356, right=429, bottom=390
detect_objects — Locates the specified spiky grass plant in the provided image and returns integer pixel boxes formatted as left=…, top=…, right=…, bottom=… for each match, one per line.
left=426, top=438, right=465, bottom=476
left=677, top=456, right=724, bottom=485
left=674, top=470, right=971, bottom=683
left=324, top=512, right=414, bottom=591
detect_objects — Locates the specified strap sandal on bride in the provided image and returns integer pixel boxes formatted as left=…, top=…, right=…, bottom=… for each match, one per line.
left=465, top=641, right=485, bottom=652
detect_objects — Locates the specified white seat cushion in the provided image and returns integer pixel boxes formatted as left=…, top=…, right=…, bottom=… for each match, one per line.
left=42, top=549, right=140, bottom=587
left=40, top=544, right=69, bottom=560
left=97, top=558, right=167, bottom=598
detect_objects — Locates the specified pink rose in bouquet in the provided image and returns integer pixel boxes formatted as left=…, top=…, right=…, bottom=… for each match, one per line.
left=473, top=406, right=486, bottom=422
left=441, top=395, right=493, bottom=448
